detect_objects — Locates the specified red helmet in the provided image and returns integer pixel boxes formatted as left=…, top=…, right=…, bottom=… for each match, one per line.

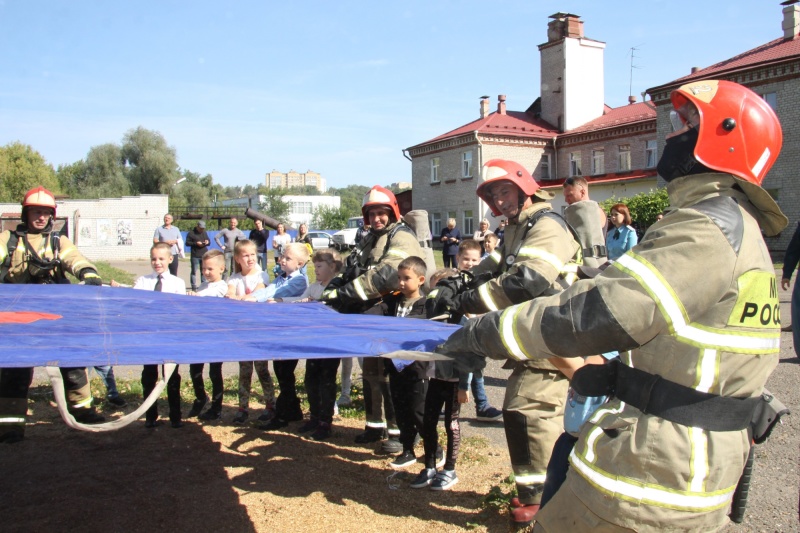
left=361, top=185, right=401, bottom=225
left=670, top=80, right=781, bottom=186
left=477, top=159, right=541, bottom=216
left=22, top=186, right=57, bottom=217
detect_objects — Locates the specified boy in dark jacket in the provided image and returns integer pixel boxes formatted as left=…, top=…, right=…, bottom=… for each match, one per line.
left=366, top=256, right=433, bottom=466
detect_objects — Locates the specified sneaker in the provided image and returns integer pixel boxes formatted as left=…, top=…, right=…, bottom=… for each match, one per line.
left=257, top=417, right=289, bottom=431
left=435, top=446, right=446, bottom=469
left=336, top=395, right=352, bottom=407
left=430, top=469, right=459, bottom=491
left=232, top=409, right=249, bottom=425
left=187, top=396, right=208, bottom=418
left=257, top=408, right=276, bottom=422
left=390, top=450, right=417, bottom=470
left=107, top=395, right=127, bottom=408
left=476, top=406, right=503, bottom=422
left=298, top=418, right=320, bottom=434
left=354, top=427, right=385, bottom=444
left=198, top=408, right=222, bottom=421
left=379, top=437, right=403, bottom=455
left=409, top=468, right=437, bottom=489
left=309, top=422, right=332, bottom=441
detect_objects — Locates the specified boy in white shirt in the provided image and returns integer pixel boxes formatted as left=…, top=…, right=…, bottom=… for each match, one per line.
left=187, top=250, right=228, bottom=420
left=133, top=242, right=186, bottom=428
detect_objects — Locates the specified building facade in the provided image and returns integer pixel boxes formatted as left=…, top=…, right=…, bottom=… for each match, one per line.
left=219, top=194, right=340, bottom=229
left=266, top=169, right=326, bottom=193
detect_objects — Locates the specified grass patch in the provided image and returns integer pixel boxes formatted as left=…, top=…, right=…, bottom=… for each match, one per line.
left=460, top=434, right=491, bottom=465
left=65, top=260, right=136, bottom=285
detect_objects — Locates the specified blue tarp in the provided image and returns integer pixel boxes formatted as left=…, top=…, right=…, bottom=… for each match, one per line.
left=0, top=285, right=459, bottom=368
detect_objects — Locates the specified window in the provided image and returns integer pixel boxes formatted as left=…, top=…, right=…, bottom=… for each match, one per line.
left=761, top=92, right=777, bottom=110
left=591, top=149, right=605, bottom=175
left=463, top=210, right=474, bottom=235
left=448, top=211, right=456, bottom=223
left=462, top=151, right=473, bottom=178
left=618, top=145, right=631, bottom=172
left=430, top=157, right=440, bottom=183
left=292, top=201, right=312, bottom=214
left=540, top=154, right=551, bottom=179
left=431, top=213, right=442, bottom=236
left=569, top=152, right=582, bottom=177
left=645, top=140, right=657, bottom=168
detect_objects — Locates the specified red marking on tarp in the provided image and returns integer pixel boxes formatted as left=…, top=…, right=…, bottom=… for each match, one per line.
left=0, top=311, right=62, bottom=324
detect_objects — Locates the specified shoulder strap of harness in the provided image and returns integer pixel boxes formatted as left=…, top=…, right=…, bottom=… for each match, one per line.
left=1, top=228, right=62, bottom=282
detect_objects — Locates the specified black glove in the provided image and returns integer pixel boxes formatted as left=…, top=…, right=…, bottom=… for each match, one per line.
left=426, top=275, right=466, bottom=322
left=570, top=358, right=619, bottom=397
left=79, top=268, right=102, bottom=286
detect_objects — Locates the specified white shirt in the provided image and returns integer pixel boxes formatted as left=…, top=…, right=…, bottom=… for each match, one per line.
left=133, top=272, right=186, bottom=294
left=228, top=269, right=270, bottom=296
left=196, top=280, right=228, bottom=297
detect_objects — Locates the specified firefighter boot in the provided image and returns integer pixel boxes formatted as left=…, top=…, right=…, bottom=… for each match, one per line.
left=510, top=503, right=540, bottom=529
left=70, top=407, right=105, bottom=424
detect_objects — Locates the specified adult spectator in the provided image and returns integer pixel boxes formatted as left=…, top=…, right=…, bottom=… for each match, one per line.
left=185, top=220, right=210, bottom=291
left=272, top=223, right=291, bottom=267
left=562, top=176, right=608, bottom=267
left=214, top=217, right=246, bottom=279
left=781, top=221, right=800, bottom=358
left=605, top=202, right=638, bottom=261
left=472, top=218, right=491, bottom=255
left=494, top=218, right=506, bottom=245
left=249, top=219, right=270, bottom=271
left=153, top=213, right=183, bottom=276
left=439, top=218, right=461, bottom=268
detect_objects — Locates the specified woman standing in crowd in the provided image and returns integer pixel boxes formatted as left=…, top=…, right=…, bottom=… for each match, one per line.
left=605, top=203, right=637, bottom=261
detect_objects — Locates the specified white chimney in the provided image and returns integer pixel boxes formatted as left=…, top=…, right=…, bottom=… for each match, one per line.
left=783, top=5, right=800, bottom=40
left=480, top=96, right=490, bottom=118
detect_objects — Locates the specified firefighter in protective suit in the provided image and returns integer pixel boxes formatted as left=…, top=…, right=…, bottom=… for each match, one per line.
left=428, top=159, right=583, bottom=526
left=0, top=186, right=105, bottom=443
left=323, top=186, right=424, bottom=447
left=438, top=79, right=786, bottom=532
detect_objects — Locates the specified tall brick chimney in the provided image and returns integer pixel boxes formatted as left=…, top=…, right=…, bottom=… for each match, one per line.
left=497, top=94, right=507, bottom=115
left=480, top=96, right=490, bottom=118
left=783, top=4, right=800, bottom=40
left=546, top=12, right=584, bottom=42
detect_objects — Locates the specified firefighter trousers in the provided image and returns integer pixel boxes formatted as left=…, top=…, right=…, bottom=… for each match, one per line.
left=360, top=357, right=397, bottom=435
left=502, top=366, right=568, bottom=505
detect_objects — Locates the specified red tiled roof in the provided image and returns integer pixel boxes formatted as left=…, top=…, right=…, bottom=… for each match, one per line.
left=563, top=101, right=656, bottom=135
left=651, top=36, right=800, bottom=90
left=408, top=111, right=558, bottom=149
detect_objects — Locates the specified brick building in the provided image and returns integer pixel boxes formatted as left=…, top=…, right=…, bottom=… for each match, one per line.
left=646, top=3, right=800, bottom=252
left=405, top=12, right=659, bottom=237
left=266, top=169, right=326, bottom=193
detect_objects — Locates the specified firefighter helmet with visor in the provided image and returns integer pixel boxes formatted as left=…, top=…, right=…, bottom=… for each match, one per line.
left=477, top=159, right=543, bottom=217
left=361, top=185, right=401, bottom=226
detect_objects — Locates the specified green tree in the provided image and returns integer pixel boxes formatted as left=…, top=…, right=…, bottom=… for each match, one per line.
left=259, top=187, right=291, bottom=224
left=57, top=143, right=130, bottom=199
left=0, top=142, right=58, bottom=202
left=312, top=204, right=351, bottom=230
left=600, top=187, right=670, bottom=230
left=121, top=127, right=180, bottom=194
left=329, top=184, right=369, bottom=218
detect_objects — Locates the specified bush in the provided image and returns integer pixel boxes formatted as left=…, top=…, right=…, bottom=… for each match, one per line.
left=600, top=187, right=669, bottom=231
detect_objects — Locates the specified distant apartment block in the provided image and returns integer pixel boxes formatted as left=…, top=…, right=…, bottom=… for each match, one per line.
left=266, top=169, right=326, bottom=193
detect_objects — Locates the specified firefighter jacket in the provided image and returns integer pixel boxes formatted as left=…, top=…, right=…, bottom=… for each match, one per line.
left=340, top=220, right=423, bottom=304
left=440, top=173, right=781, bottom=530
left=0, top=228, right=96, bottom=284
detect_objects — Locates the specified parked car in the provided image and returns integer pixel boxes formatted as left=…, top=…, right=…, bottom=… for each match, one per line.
left=305, top=231, right=335, bottom=250
left=332, top=217, right=364, bottom=251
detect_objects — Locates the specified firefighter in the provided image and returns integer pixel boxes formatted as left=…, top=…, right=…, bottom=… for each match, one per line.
left=0, top=186, right=105, bottom=443
left=438, top=80, right=785, bottom=531
left=323, top=186, right=423, bottom=449
left=427, top=159, right=583, bottom=527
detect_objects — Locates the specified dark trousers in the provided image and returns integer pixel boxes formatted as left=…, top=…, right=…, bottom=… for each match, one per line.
left=387, top=363, right=427, bottom=451
left=305, top=358, right=340, bottom=424
left=422, top=378, right=461, bottom=470
left=142, top=364, right=181, bottom=423
left=443, top=254, right=457, bottom=268
left=540, top=432, right=579, bottom=508
left=168, top=256, right=179, bottom=277
left=273, top=359, right=301, bottom=420
left=189, top=362, right=223, bottom=410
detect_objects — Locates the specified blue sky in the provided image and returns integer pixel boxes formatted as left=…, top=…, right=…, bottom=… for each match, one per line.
left=0, top=1, right=784, bottom=190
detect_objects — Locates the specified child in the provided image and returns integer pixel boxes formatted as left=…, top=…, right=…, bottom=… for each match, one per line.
left=455, top=241, right=503, bottom=422
left=252, top=243, right=311, bottom=431
left=285, top=249, right=343, bottom=440
left=186, top=250, right=228, bottom=420
left=482, top=232, right=499, bottom=261
left=366, top=256, right=434, bottom=467
left=133, top=242, right=187, bottom=428
left=227, top=240, right=274, bottom=425
left=412, top=267, right=470, bottom=490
